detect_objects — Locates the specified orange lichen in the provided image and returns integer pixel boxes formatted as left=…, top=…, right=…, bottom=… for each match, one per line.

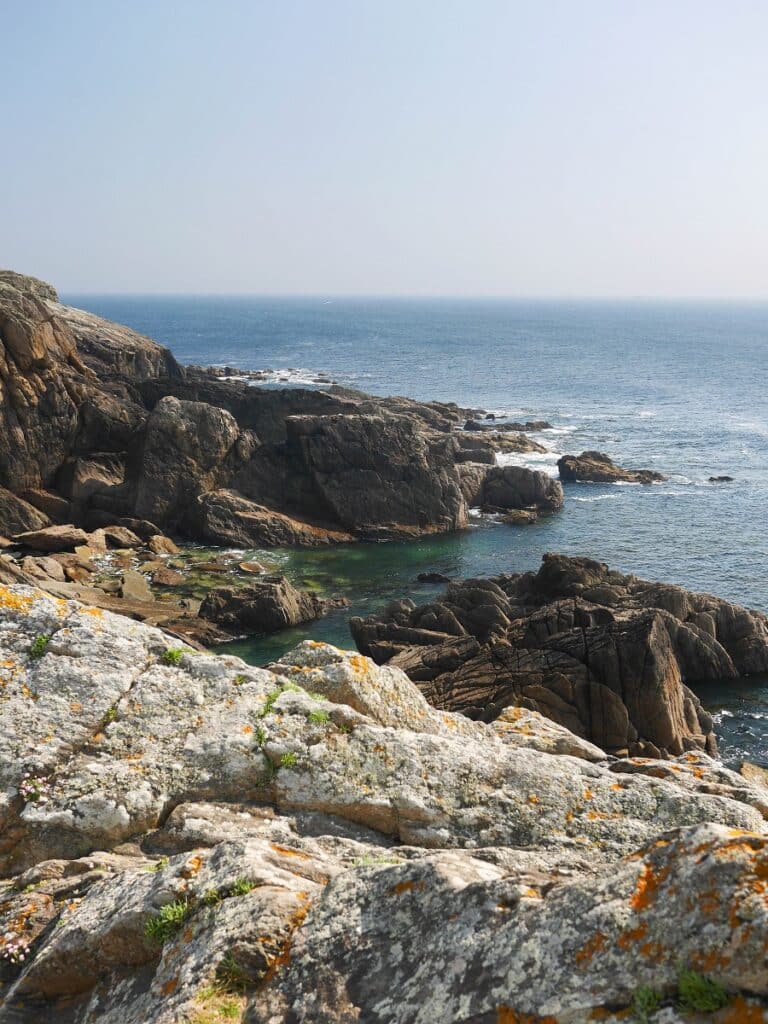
left=390, top=879, right=426, bottom=896
left=583, top=788, right=594, bottom=801
left=0, top=586, right=35, bottom=613
left=574, top=931, right=606, bottom=965
left=630, top=862, right=670, bottom=911
left=270, top=843, right=311, bottom=860
left=528, top=794, right=540, bottom=805
left=348, top=654, right=370, bottom=677
left=161, top=977, right=179, bottom=995
left=241, top=724, right=253, bottom=735
left=617, top=921, right=647, bottom=949
left=715, top=997, right=768, bottom=1023
left=495, top=1008, right=558, bottom=1024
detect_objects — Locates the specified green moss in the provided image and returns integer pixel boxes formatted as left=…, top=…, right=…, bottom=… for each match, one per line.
left=144, top=898, right=191, bottom=944
left=233, top=673, right=248, bottom=686
left=202, top=888, right=222, bottom=905
left=29, top=634, right=51, bottom=659
left=280, top=752, right=298, bottom=768
left=104, top=705, right=118, bottom=723
left=677, top=969, right=728, bottom=1012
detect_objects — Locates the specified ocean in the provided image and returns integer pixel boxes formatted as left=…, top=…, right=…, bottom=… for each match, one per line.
left=65, top=295, right=768, bottom=765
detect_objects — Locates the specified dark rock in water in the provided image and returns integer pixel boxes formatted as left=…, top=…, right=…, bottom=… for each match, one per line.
left=709, top=475, right=734, bottom=482
left=417, top=572, right=451, bottom=584
left=350, top=553, right=768, bottom=759
left=503, top=509, right=538, bottom=525
left=558, top=450, right=667, bottom=484
left=481, top=465, right=564, bottom=512
left=150, top=566, right=185, bottom=587
left=464, top=419, right=552, bottom=432
left=199, top=576, right=347, bottom=634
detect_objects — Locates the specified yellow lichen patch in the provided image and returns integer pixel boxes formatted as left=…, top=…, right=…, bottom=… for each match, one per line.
left=348, top=654, right=370, bottom=678
left=182, top=856, right=203, bottom=877
left=611, top=783, right=623, bottom=791
left=0, top=586, right=35, bottom=613
left=241, top=725, right=253, bottom=735
left=574, top=930, right=606, bottom=966
left=528, top=794, right=540, bottom=805
left=583, top=788, right=594, bottom=801
left=82, top=607, right=103, bottom=618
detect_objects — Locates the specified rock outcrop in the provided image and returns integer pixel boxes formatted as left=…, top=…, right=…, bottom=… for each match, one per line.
left=350, top=554, right=768, bottom=759
left=558, top=450, right=668, bottom=484
left=199, top=576, right=347, bottom=635
left=0, top=585, right=767, bottom=1022
left=0, top=271, right=550, bottom=549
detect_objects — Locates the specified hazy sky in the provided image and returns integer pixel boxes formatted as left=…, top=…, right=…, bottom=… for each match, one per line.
left=3, top=0, right=768, bottom=296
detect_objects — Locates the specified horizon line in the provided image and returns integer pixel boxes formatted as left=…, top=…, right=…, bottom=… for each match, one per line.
left=60, top=291, right=768, bottom=303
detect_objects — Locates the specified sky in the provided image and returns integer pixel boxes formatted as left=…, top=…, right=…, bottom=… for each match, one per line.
left=2, top=0, right=768, bottom=296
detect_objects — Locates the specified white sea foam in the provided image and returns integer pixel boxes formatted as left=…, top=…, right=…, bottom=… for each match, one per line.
left=571, top=494, right=620, bottom=503
left=495, top=450, right=560, bottom=477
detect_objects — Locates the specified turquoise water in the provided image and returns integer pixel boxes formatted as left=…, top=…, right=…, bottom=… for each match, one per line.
left=66, top=296, right=768, bottom=763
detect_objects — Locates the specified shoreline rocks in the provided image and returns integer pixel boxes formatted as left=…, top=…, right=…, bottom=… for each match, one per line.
left=199, top=576, right=348, bottom=635
left=350, top=554, right=768, bottom=759
left=558, top=450, right=668, bottom=484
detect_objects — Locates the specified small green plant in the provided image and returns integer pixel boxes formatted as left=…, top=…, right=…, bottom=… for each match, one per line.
left=336, top=722, right=353, bottom=734
left=307, top=709, right=330, bottom=724
left=279, top=752, right=298, bottom=768
left=632, top=984, right=661, bottom=1022
left=253, top=724, right=267, bottom=747
left=144, top=898, right=191, bottom=944
left=229, top=878, right=256, bottom=897
left=148, top=856, right=169, bottom=872
left=215, top=951, right=251, bottom=993
left=104, top=705, right=118, bottom=723
left=29, top=634, right=51, bottom=659
left=202, top=888, right=221, bottom=906
left=233, top=673, right=248, bottom=686
left=677, top=968, right=728, bottom=1012
left=161, top=647, right=185, bottom=666
left=255, top=687, right=283, bottom=719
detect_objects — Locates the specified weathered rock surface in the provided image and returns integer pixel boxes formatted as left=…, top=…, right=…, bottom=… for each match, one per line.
left=199, top=576, right=346, bottom=635
left=558, top=450, right=668, bottom=484
left=0, top=588, right=766, bottom=1022
left=351, top=554, right=768, bottom=759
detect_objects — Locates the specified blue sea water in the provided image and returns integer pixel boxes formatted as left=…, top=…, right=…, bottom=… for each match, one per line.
left=66, top=296, right=768, bottom=764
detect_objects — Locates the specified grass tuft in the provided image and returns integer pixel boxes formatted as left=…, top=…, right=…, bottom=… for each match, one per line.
left=144, top=898, right=191, bottom=944
left=677, top=968, right=729, bottom=1012
left=29, top=634, right=51, bottom=659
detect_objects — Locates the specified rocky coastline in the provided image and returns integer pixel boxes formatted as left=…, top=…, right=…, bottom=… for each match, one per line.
left=2, top=271, right=768, bottom=1021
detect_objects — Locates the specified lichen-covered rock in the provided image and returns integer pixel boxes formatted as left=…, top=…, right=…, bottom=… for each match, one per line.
left=1, top=587, right=767, bottom=1022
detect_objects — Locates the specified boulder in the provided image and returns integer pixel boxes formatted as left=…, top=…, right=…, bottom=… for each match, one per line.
left=147, top=533, right=179, bottom=555
left=11, top=524, right=90, bottom=552
left=480, top=465, right=564, bottom=512
left=193, top=489, right=355, bottom=548
left=558, top=450, right=667, bottom=484
left=199, top=577, right=344, bottom=634
left=17, top=489, right=70, bottom=524
left=120, top=569, right=153, bottom=602
left=102, top=525, right=143, bottom=548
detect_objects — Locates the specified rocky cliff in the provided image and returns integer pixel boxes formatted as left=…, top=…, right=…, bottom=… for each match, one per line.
left=0, top=585, right=767, bottom=1022
left=0, top=272, right=557, bottom=549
